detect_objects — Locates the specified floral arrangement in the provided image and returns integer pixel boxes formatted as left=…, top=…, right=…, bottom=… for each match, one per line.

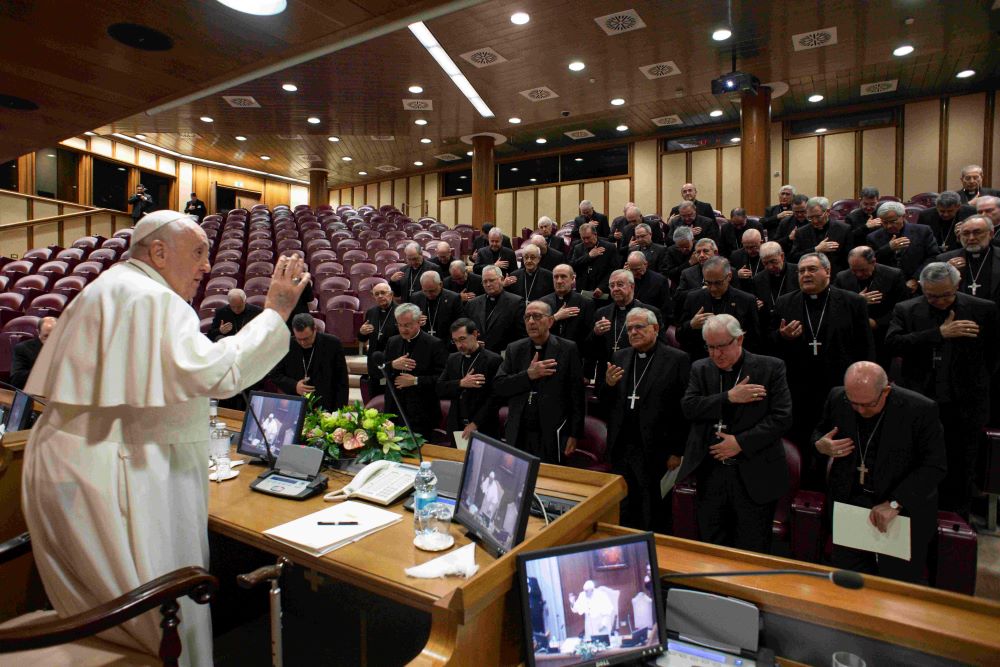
left=573, top=639, right=609, bottom=660
left=301, top=397, right=424, bottom=463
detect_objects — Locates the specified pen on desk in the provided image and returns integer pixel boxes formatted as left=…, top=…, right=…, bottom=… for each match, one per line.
left=317, top=521, right=359, bottom=526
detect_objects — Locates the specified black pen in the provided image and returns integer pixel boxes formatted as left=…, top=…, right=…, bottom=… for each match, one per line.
left=317, top=521, right=359, bottom=526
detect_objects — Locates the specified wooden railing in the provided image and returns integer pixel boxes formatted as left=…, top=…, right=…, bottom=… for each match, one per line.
left=0, top=208, right=132, bottom=257
left=0, top=189, right=95, bottom=225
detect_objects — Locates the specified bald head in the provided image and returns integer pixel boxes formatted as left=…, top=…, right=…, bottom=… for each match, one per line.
left=844, top=361, right=890, bottom=416
left=39, top=316, right=57, bottom=344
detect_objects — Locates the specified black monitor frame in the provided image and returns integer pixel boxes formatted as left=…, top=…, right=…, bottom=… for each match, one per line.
left=454, top=430, right=539, bottom=558
left=4, top=390, right=34, bottom=432
left=515, top=532, right=666, bottom=667
left=236, top=391, right=307, bottom=463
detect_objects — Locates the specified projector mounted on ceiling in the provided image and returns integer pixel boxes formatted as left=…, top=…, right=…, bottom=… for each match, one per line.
left=711, top=71, right=760, bottom=96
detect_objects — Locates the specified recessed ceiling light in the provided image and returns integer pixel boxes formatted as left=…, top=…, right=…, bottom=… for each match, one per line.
left=407, top=22, right=495, bottom=118
left=893, top=44, right=914, bottom=57
left=511, top=167, right=519, bottom=172
left=200, top=116, right=214, bottom=123
left=260, top=155, right=270, bottom=160
left=956, top=69, right=975, bottom=78
left=85, top=131, right=96, bottom=136
left=358, top=171, right=368, bottom=175
left=569, top=61, right=586, bottom=72
left=282, top=83, right=297, bottom=92
left=215, top=0, right=287, bottom=16
left=510, top=12, right=530, bottom=25
left=414, top=119, right=428, bottom=126
left=730, top=137, right=741, bottom=143
left=46, top=154, right=55, bottom=158
left=574, top=158, right=583, bottom=162
left=466, top=151, right=473, bottom=156
left=814, top=127, right=827, bottom=133
left=456, top=188, right=464, bottom=192
left=235, top=135, right=247, bottom=141
left=460, top=175, right=467, bottom=179
left=808, top=94, right=824, bottom=103
left=420, top=138, right=432, bottom=144
left=408, top=85, right=424, bottom=94
left=307, top=117, right=321, bottom=124
left=709, top=109, right=723, bottom=117
left=117, top=167, right=126, bottom=171
left=616, top=124, right=628, bottom=132
left=135, top=134, right=146, bottom=140
left=509, top=117, right=522, bottom=124
left=712, top=28, right=732, bottom=41
left=610, top=97, right=625, bottom=106
left=342, top=156, right=352, bottom=161
left=529, top=178, right=537, bottom=182
left=414, top=161, right=424, bottom=166
left=536, top=138, right=547, bottom=144
left=327, top=136, right=340, bottom=142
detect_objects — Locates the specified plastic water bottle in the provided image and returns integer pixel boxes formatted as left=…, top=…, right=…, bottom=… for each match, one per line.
left=413, top=461, right=438, bottom=534
left=209, top=400, right=231, bottom=481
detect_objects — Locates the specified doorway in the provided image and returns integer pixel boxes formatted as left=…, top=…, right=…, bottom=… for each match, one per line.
left=139, top=171, right=174, bottom=213
left=216, top=183, right=261, bottom=212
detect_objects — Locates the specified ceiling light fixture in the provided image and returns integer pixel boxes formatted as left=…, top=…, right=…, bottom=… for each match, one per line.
left=414, top=119, right=428, bottom=126
left=307, top=117, right=321, bottom=124
left=616, top=124, right=628, bottom=131
left=215, top=0, right=287, bottom=16
left=893, top=44, right=914, bottom=57
left=574, top=158, right=583, bottom=162
left=235, top=135, right=247, bottom=141
left=260, top=155, right=271, bottom=160
left=536, top=138, right=547, bottom=144
left=466, top=151, right=473, bottom=156
left=808, top=94, right=824, bottom=103
left=730, top=137, right=741, bottom=143
left=509, top=117, right=522, bottom=124
left=408, top=85, right=424, bottom=94
left=568, top=61, right=585, bottom=72
left=510, top=12, right=530, bottom=25
left=117, top=167, right=126, bottom=171
left=327, top=136, right=339, bottom=142
left=460, top=175, right=467, bottom=179
left=342, top=156, right=352, bottom=161
left=814, top=127, right=828, bottom=133
left=529, top=178, right=537, bottom=182
left=408, top=22, right=495, bottom=118
left=510, top=167, right=519, bottom=172
left=135, top=134, right=146, bottom=140
left=420, top=138, right=432, bottom=144
left=359, top=171, right=368, bottom=175
left=85, top=131, right=96, bottom=136
left=456, top=188, right=464, bottom=192
left=46, top=154, right=55, bottom=158
left=956, top=69, right=975, bottom=78
left=282, top=83, right=297, bottom=92
left=414, top=161, right=424, bottom=166
left=709, top=109, right=723, bottom=117
left=712, top=28, right=732, bottom=41
left=610, top=97, right=625, bottom=106
left=200, top=116, right=214, bottom=123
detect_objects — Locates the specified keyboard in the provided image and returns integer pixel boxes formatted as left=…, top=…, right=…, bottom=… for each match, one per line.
left=530, top=494, right=579, bottom=520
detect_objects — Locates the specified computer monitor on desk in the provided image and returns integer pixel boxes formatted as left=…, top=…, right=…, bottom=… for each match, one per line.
left=236, top=391, right=307, bottom=462
left=516, top=532, right=666, bottom=667
left=3, top=389, right=35, bottom=432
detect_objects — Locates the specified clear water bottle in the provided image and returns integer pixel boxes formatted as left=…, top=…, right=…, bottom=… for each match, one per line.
left=413, top=461, right=438, bottom=534
left=209, top=400, right=231, bottom=481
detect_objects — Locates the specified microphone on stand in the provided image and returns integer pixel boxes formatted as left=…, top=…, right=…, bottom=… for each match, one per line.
left=661, top=568, right=864, bottom=590
left=241, top=390, right=275, bottom=468
left=378, top=361, right=422, bottom=463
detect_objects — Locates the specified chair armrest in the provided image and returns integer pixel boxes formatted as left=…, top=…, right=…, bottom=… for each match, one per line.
left=0, top=532, right=30, bottom=566
left=566, top=449, right=599, bottom=464
left=0, top=566, right=217, bottom=653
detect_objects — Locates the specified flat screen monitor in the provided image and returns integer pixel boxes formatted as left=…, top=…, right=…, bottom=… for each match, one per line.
left=236, top=391, right=307, bottom=462
left=454, top=431, right=539, bottom=557
left=4, top=390, right=34, bottom=431
left=516, top=532, right=665, bottom=667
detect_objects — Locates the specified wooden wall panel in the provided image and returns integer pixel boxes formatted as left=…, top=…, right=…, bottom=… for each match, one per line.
left=178, top=162, right=193, bottom=210
left=0, top=196, right=28, bottom=225
left=439, top=198, right=456, bottom=227
left=583, top=181, right=604, bottom=215
left=861, top=127, right=896, bottom=196
left=537, top=187, right=557, bottom=221
left=63, top=217, right=86, bottom=244
left=903, top=100, right=940, bottom=199
left=788, top=137, right=819, bottom=197
left=608, top=179, right=630, bottom=217
left=33, top=221, right=59, bottom=248
left=690, top=150, right=717, bottom=208
left=34, top=202, right=58, bottom=219
left=720, top=146, right=741, bottom=215
left=946, top=93, right=986, bottom=187
left=994, top=105, right=1000, bottom=188
left=515, top=189, right=534, bottom=235
left=265, top=180, right=290, bottom=207
left=633, top=140, right=657, bottom=215
left=770, top=121, right=783, bottom=202
left=352, top=185, right=364, bottom=207
left=0, top=228, right=28, bottom=257
left=823, top=132, right=856, bottom=202
left=341, top=187, right=352, bottom=207
left=660, top=152, right=686, bottom=214
left=90, top=212, right=113, bottom=238
left=407, top=176, right=422, bottom=217
left=113, top=143, right=135, bottom=163
left=366, top=183, right=378, bottom=206
left=378, top=180, right=391, bottom=208
left=495, top=191, right=514, bottom=237
left=289, top=185, right=308, bottom=208
left=559, top=185, right=580, bottom=225
left=456, top=196, right=472, bottom=226
left=424, top=172, right=439, bottom=220
left=393, top=178, right=407, bottom=209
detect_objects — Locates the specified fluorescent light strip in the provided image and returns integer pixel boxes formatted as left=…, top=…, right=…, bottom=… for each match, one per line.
left=110, top=133, right=308, bottom=185
left=408, top=21, right=494, bottom=118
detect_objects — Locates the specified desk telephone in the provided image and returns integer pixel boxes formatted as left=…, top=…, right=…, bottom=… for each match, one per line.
left=324, top=460, right=418, bottom=505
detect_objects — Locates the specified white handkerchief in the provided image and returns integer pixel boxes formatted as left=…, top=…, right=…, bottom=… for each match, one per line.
left=405, top=542, right=480, bottom=579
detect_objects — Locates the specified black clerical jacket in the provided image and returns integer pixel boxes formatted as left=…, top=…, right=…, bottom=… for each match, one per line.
left=435, top=348, right=503, bottom=437
left=464, top=291, right=525, bottom=353
left=383, top=331, right=449, bottom=437
left=444, top=272, right=485, bottom=298
left=670, top=200, right=716, bottom=220
left=537, top=247, right=566, bottom=272
left=494, top=335, right=585, bottom=462
left=633, top=270, right=671, bottom=315
left=591, top=299, right=666, bottom=360
left=208, top=304, right=264, bottom=342
left=833, top=264, right=908, bottom=332
left=473, top=246, right=518, bottom=276
left=790, top=220, right=853, bottom=274
left=957, top=188, right=998, bottom=205
left=718, top=220, right=763, bottom=259
left=10, top=337, right=41, bottom=389
left=411, top=289, right=465, bottom=347
left=184, top=198, right=207, bottom=221
left=936, top=247, right=1000, bottom=308
left=390, top=261, right=437, bottom=302
left=677, top=287, right=760, bottom=359
left=668, top=216, right=720, bottom=248
left=358, top=304, right=398, bottom=383
left=917, top=206, right=976, bottom=252
left=885, top=292, right=1000, bottom=425
left=845, top=208, right=877, bottom=250
left=506, top=267, right=555, bottom=302
left=679, top=351, right=793, bottom=505
left=662, top=246, right=695, bottom=287
left=866, top=223, right=940, bottom=282
left=271, top=332, right=349, bottom=412
left=539, top=291, right=595, bottom=350
left=728, top=248, right=763, bottom=293
left=571, top=212, right=611, bottom=240
left=569, top=240, right=619, bottom=293
left=761, top=203, right=792, bottom=237
left=752, top=263, right=798, bottom=329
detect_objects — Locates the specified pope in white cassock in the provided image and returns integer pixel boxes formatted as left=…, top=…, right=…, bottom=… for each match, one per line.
left=20, top=211, right=311, bottom=667
left=569, top=580, right=615, bottom=640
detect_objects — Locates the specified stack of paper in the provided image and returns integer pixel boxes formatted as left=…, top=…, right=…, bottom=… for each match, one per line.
left=263, top=501, right=401, bottom=557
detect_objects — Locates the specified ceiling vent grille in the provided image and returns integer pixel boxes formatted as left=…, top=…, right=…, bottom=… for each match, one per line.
left=639, top=61, right=681, bottom=79
left=860, top=79, right=898, bottom=96
left=651, top=114, right=684, bottom=127
left=222, top=95, right=261, bottom=108
left=369, top=135, right=395, bottom=141
left=402, top=99, right=433, bottom=111
left=791, top=27, right=838, bottom=51
left=434, top=153, right=462, bottom=161
left=594, top=9, right=646, bottom=36
left=519, top=86, right=559, bottom=101
left=565, top=129, right=595, bottom=140
left=459, top=47, right=507, bottom=68
left=178, top=132, right=201, bottom=140
left=277, top=134, right=302, bottom=140
left=376, top=165, right=400, bottom=172
left=299, top=154, right=321, bottom=162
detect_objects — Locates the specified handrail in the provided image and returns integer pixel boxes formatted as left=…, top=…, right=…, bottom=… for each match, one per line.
left=0, top=188, right=97, bottom=211
left=0, top=208, right=129, bottom=233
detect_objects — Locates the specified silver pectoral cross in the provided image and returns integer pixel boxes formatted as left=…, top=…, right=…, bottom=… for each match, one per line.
left=857, top=461, right=869, bottom=485
left=628, top=392, right=640, bottom=409
left=428, top=327, right=436, bottom=336
left=809, top=338, right=822, bottom=356
left=528, top=390, right=538, bottom=405
left=714, top=418, right=727, bottom=433
left=968, top=280, right=980, bottom=296
left=612, top=342, right=620, bottom=353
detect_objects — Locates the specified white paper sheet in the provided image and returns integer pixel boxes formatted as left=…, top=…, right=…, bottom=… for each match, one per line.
left=660, top=466, right=681, bottom=499
left=832, top=501, right=911, bottom=561
left=453, top=431, right=469, bottom=451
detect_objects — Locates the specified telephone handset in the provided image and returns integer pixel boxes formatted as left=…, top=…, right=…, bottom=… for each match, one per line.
left=323, top=460, right=418, bottom=506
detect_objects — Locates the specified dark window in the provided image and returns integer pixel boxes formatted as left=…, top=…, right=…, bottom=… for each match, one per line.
left=92, top=158, right=129, bottom=211
left=788, top=109, right=895, bottom=137
left=34, top=148, right=79, bottom=201
left=497, top=156, right=559, bottom=190
left=442, top=169, right=472, bottom=197
left=0, top=160, right=16, bottom=191
left=560, top=145, right=629, bottom=182
left=663, top=132, right=741, bottom=152
left=139, top=170, right=172, bottom=213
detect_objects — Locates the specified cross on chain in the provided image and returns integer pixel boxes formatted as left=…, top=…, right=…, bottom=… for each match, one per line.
left=628, top=391, right=640, bottom=409
left=857, top=461, right=869, bottom=485
left=528, top=390, right=538, bottom=405
left=714, top=418, right=727, bottom=433
left=808, top=339, right=822, bottom=356
left=969, top=280, right=981, bottom=296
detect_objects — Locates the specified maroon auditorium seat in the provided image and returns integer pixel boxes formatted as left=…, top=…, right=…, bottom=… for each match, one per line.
left=12, top=275, right=49, bottom=303
left=218, top=239, right=245, bottom=253
left=71, top=236, right=100, bottom=256
left=0, top=293, right=26, bottom=326
left=324, top=308, right=359, bottom=345
left=245, top=261, right=274, bottom=281
left=55, top=248, right=84, bottom=269
left=209, top=261, right=240, bottom=279
left=563, top=416, right=611, bottom=472
left=244, top=277, right=271, bottom=297
left=215, top=249, right=243, bottom=265
left=26, top=292, right=68, bottom=318
left=51, top=275, right=87, bottom=299
left=204, top=276, right=237, bottom=298
left=907, top=192, right=938, bottom=208
left=101, top=237, right=128, bottom=253
left=197, top=295, right=229, bottom=321
left=933, top=511, right=977, bottom=595
left=36, top=260, right=69, bottom=282
left=247, top=249, right=275, bottom=264
left=2, top=260, right=35, bottom=284
left=87, top=248, right=118, bottom=270
left=23, top=248, right=52, bottom=264
left=0, top=331, right=33, bottom=381
left=319, top=276, right=351, bottom=293
left=3, top=315, right=40, bottom=335
left=246, top=295, right=267, bottom=309
left=71, top=261, right=104, bottom=282
left=325, top=294, right=360, bottom=312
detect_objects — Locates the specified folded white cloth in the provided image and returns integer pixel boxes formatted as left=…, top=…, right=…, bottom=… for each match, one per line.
left=405, top=543, right=479, bottom=579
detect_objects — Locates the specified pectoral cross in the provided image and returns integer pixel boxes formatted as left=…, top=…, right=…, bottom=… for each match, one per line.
left=857, top=461, right=869, bottom=485
left=528, top=390, right=538, bottom=405
left=612, top=342, right=620, bottom=353
left=808, top=339, right=822, bottom=356
left=428, top=327, right=436, bottom=336
left=968, top=280, right=980, bottom=296
left=628, top=391, right=640, bottom=409
left=714, top=418, right=727, bottom=433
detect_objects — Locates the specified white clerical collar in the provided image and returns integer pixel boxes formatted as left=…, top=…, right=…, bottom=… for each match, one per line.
left=637, top=352, right=648, bottom=358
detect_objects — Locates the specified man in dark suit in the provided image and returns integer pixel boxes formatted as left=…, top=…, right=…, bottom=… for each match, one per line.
left=443, top=260, right=484, bottom=303
left=867, top=201, right=940, bottom=293
left=389, top=242, right=437, bottom=302
left=728, top=228, right=764, bottom=293
left=679, top=314, right=793, bottom=553
left=753, top=242, right=798, bottom=332
left=958, top=164, right=999, bottom=205
left=662, top=226, right=696, bottom=287
left=570, top=200, right=610, bottom=240
left=183, top=192, right=207, bottom=223
left=669, top=183, right=716, bottom=220
left=885, top=262, right=1000, bottom=516
left=436, top=318, right=503, bottom=440
left=473, top=227, right=518, bottom=276
left=678, top=256, right=759, bottom=360
left=603, top=308, right=691, bottom=531
left=976, top=196, right=1000, bottom=243
left=536, top=217, right=567, bottom=256
left=611, top=203, right=639, bottom=251
left=917, top=191, right=976, bottom=252
left=10, top=316, right=56, bottom=389
left=430, top=241, right=457, bottom=281
left=591, top=269, right=667, bottom=359
left=770, top=253, right=874, bottom=481
left=270, top=314, right=349, bottom=412
left=410, top=272, right=464, bottom=349
left=717, top=208, right=763, bottom=259
left=472, top=223, right=512, bottom=251
left=761, top=184, right=796, bottom=240
left=540, top=264, right=594, bottom=352
left=128, top=184, right=154, bottom=221
left=504, top=242, right=554, bottom=301
left=674, top=238, right=719, bottom=314
left=569, top=222, right=618, bottom=298
left=844, top=188, right=883, bottom=250
left=383, top=303, right=449, bottom=439
left=494, top=301, right=585, bottom=464
left=667, top=202, right=720, bottom=251
left=627, top=251, right=671, bottom=315
left=813, top=362, right=947, bottom=583
left=834, top=246, right=909, bottom=371
left=357, top=281, right=397, bottom=397
left=208, top=288, right=264, bottom=342
left=790, top=196, right=852, bottom=275
left=464, top=265, right=525, bottom=353
left=623, top=222, right=668, bottom=273
left=937, top=215, right=1000, bottom=306
left=530, top=233, right=565, bottom=272
left=772, top=194, right=809, bottom=255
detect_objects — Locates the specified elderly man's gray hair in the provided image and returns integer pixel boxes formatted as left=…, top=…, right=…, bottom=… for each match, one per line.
left=404, top=241, right=421, bottom=255
left=626, top=307, right=658, bottom=326
left=529, top=234, right=547, bottom=247
left=420, top=271, right=442, bottom=286
left=678, top=201, right=696, bottom=212
left=695, top=238, right=718, bottom=252
left=634, top=222, right=651, bottom=235
left=961, top=164, right=984, bottom=177
left=521, top=243, right=540, bottom=257
left=919, top=262, right=960, bottom=287
left=394, top=303, right=422, bottom=321
left=537, top=216, right=554, bottom=227
left=859, top=187, right=880, bottom=199
left=779, top=184, right=796, bottom=195
left=877, top=201, right=905, bottom=218
left=848, top=246, right=876, bottom=263
left=449, top=259, right=467, bottom=273
left=673, top=226, right=695, bottom=243
left=703, top=255, right=731, bottom=275
left=610, top=268, right=635, bottom=285
left=627, top=250, right=647, bottom=264
left=481, top=265, right=503, bottom=279
left=937, top=191, right=961, bottom=208
left=579, top=200, right=593, bottom=210
left=806, top=196, right=830, bottom=211
left=977, top=195, right=1000, bottom=210
left=799, top=252, right=831, bottom=270
left=759, top=241, right=783, bottom=259
left=702, top=313, right=744, bottom=340
left=488, top=227, right=503, bottom=239
left=227, top=288, right=247, bottom=301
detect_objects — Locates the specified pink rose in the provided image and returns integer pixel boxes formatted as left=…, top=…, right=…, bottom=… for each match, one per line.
left=344, top=436, right=362, bottom=451
left=332, top=428, right=346, bottom=444
left=354, top=430, right=369, bottom=445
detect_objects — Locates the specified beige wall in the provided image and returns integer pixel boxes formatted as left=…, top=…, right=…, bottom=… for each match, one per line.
left=861, top=127, right=896, bottom=197
left=632, top=139, right=657, bottom=214
left=823, top=132, right=856, bottom=202
left=946, top=93, right=986, bottom=187
left=902, top=99, right=940, bottom=198
left=720, top=146, right=741, bottom=215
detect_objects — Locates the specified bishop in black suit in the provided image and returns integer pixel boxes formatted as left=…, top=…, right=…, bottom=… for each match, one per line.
left=789, top=199, right=852, bottom=275
left=667, top=209, right=720, bottom=250
left=207, top=290, right=263, bottom=341
left=530, top=233, right=566, bottom=272
left=436, top=318, right=503, bottom=440
left=916, top=193, right=975, bottom=253
left=626, top=251, right=671, bottom=315
left=10, top=317, right=55, bottom=389
left=669, top=184, right=715, bottom=220
left=383, top=304, right=449, bottom=440
left=603, top=308, right=691, bottom=531
left=623, top=223, right=668, bottom=272
left=957, top=167, right=999, bottom=205
left=761, top=185, right=796, bottom=239
left=569, top=223, right=618, bottom=297
left=270, top=314, right=349, bottom=412
left=570, top=201, right=611, bottom=240
left=866, top=203, right=939, bottom=291
left=472, top=223, right=512, bottom=251
left=814, top=362, right=947, bottom=583
left=357, top=282, right=398, bottom=396
left=677, top=257, right=759, bottom=360
left=540, top=264, right=595, bottom=351
left=443, top=262, right=484, bottom=302
left=844, top=190, right=883, bottom=250
left=473, top=229, right=518, bottom=276
left=678, top=315, right=793, bottom=553
left=536, top=218, right=567, bottom=256
left=494, top=301, right=585, bottom=464
left=935, top=215, right=1000, bottom=307
left=753, top=243, right=797, bottom=332
left=464, top=266, right=525, bottom=353
left=717, top=210, right=763, bottom=259
left=410, top=272, right=464, bottom=348
left=390, top=243, right=437, bottom=302
left=673, top=239, right=722, bottom=315
left=728, top=227, right=764, bottom=293
left=504, top=243, right=554, bottom=301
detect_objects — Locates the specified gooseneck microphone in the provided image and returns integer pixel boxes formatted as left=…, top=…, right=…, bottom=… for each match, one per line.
left=378, top=361, right=422, bottom=463
left=662, top=568, right=864, bottom=590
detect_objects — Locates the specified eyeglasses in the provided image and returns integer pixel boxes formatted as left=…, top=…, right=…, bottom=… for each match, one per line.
left=523, top=313, right=549, bottom=321
left=705, top=337, right=737, bottom=352
left=626, top=323, right=651, bottom=332
left=844, top=387, right=887, bottom=409
left=806, top=214, right=826, bottom=222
